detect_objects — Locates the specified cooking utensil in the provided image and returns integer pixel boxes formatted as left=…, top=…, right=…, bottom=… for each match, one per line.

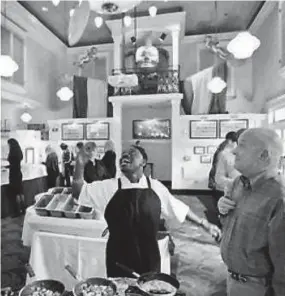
left=65, top=265, right=117, bottom=296
left=116, top=263, right=179, bottom=296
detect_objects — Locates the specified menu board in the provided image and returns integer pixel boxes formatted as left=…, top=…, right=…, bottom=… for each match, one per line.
left=189, top=120, right=218, bottom=139
left=86, top=122, right=109, bottom=140
left=219, top=119, right=249, bottom=138
left=61, top=123, right=84, bottom=140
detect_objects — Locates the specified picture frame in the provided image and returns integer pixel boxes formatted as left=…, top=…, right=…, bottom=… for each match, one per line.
left=200, top=155, right=212, bottom=164
left=193, top=146, right=205, bottom=155
left=133, top=119, right=171, bottom=140
left=85, top=122, right=110, bottom=140
left=219, top=119, right=249, bottom=138
left=62, top=123, right=84, bottom=141
left=207, top=145, right=216, bottom=154
left=189, top=120, right=218, bottom=139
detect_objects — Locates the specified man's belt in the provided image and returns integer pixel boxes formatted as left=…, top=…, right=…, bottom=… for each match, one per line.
left=228, top=270, right=271, bottom=286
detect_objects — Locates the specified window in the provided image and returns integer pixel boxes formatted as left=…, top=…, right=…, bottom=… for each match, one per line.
left=1, top=26, right=25, bottom=86
left=275, top=107, right=285, bottom=122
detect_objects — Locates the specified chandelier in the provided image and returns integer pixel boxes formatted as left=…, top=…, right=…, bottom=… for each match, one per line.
left=88, top=0, right=142, bottom=14
left=207, top=77, right=227, bottom=94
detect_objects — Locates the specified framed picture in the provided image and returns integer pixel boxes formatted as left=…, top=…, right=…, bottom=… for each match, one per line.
left=200, top=155, right=212, bottom=164
left=219, top=119, right=249, bottom=138
left=133, top=119, right=171, bottom=140
left=207, top=145, right=216, bottom=154
left=62, top=123, right=84, bottom=141
left=86, top=122, right=110, bottom=140
left=193, top=146, right=205, bottom=155
left=189, top=120, right=218, bottom=139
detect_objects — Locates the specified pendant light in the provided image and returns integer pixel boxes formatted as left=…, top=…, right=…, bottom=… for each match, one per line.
left=56, top=86, right=74, bottom=101
left=52, top=0, right=60, bottom=7
left=123, top=15, right=132, bottom=27
left=21, top=105, right=32, bottom=123
left=227, top=31, right=260, bottom=59
left=207, top=1, right=227, bottom=94
left=94, top=16, right=103, bottom=28
left=0, top=2, right=19, bottom=77
left=149, top=6, right=157, bottom=17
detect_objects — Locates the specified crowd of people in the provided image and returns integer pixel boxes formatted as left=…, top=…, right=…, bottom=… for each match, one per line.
left=4, top=126, right=285, bottom=296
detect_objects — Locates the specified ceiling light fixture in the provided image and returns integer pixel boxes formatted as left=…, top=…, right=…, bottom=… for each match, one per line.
left=207, top=76, right=227, bottom=94
left=124, top=15, right=132, bottom=27
left=69, top=9, right=75, bottom=17
left=227, top=31, right=260, bottom=59
left=159, top=33, right=167, bottom=42
left=0, top=55, right=19, bottom=77
left=56, top=86, right=74, bottom=101
left=21, top=112, right=32, bottom=123
left=94, top=16, right=103, bottom=28
left=148, top=6, right=157, bottom=17
left=89, top=0, right=142, bottom=14
left=42, top=7, right=48, bottom=12
left=52, top=0, right=60, bottom=6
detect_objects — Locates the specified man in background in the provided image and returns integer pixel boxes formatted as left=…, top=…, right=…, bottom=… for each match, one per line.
left=218, top=128, right=285, bottom=296
left=60, top=143, right=72, bottom=187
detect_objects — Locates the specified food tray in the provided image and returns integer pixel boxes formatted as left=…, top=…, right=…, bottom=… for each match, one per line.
left=77, top=205, right=95, bottom=219
left=63, top=187, right=72, bottom=195
left=46, top=194, right=70, bottom=218
left=34, top=194, right=54, bottom=216
left=62, top=196, right=79, bottom=219
left=48, top=187, right=65, bottom=195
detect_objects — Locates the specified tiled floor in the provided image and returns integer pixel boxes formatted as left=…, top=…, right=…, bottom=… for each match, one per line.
left=1, top=194, right=227, bottom=296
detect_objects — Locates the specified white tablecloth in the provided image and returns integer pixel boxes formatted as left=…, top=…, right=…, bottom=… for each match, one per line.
left=23, top=207, right=171, bottom=288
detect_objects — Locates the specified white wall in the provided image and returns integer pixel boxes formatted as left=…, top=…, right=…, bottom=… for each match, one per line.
left=252, top=3, right=285, bottom=111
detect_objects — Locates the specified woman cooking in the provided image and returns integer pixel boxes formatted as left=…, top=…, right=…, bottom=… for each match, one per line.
left=73, top=145, right=221, bottom=277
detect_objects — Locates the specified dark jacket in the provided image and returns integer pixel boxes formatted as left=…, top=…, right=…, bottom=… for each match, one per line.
left=45, top=152, right=59, bottom=176
left=84, top=159, right=111, bottom=183
left=101, top=150, right=116, bottom=178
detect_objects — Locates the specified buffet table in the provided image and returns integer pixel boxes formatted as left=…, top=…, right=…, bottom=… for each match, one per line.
left=1, top=164, right=47, bottom=218
left=23, top=207, right=171, bottom=290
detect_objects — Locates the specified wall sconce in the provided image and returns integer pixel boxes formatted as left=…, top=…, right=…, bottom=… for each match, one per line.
left=131, top=36, right=136, bottom=45
left=159, top=33, right=167, bottom=42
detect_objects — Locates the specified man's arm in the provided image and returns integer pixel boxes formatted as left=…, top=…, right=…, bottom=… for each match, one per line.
left=268, top=198, right=285, bottom=296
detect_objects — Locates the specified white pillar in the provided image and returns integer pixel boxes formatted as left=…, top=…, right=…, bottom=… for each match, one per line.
left=111, top=102, right=122, bottom=177
left=113, top=35, right=123, bottom=74
left=171, top=27, right=180, bottom=71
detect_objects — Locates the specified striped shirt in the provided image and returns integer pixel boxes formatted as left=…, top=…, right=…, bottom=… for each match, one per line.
left=220, top=173, right=285, bottom=296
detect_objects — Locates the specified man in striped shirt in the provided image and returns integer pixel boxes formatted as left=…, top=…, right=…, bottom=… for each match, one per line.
left=218, top=128, right=285, bottom=296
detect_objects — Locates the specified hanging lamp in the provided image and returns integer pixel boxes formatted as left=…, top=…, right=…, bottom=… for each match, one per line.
left=0, top=2, right=19, bottom=77
left=88, top=0, right=141, bottom=14
left=21, top=108, right=32, bottom=123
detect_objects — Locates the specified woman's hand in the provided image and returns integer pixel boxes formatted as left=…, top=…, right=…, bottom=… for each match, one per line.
left=200, top=219, right=222, bottom=242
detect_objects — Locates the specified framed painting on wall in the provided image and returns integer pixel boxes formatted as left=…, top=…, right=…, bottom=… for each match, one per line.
left=189, top=120, right=218, bottom=139
left=85, top=122, right=110, bottom=140
left=133, top=119, right=171, bottom=140
left=200, top=155, right=212, bottom=164
left=193, top=146, right=205, bottom=155
left=219, top=119, right=249, bottom=138
left=61, top=123, right=84, bottom=141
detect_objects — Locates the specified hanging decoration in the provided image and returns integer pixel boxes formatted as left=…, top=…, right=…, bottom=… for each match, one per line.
left=21, top=111, right=32, bottom=123
left=148, top=6, right=157, bottom=17
left=56, top=86, right=74, bottom=101
left=207, top=76, right=227, bottom=94
left=227, top=31, right=260, bottom=59
left=94, top=16, right=103, bottom=28
left=52, top=0, right=60, bottom=6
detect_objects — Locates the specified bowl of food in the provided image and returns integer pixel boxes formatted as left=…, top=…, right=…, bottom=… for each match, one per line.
left=18, top=280, right=65, bottom=296
left=73, top=278, right=117, bottom=296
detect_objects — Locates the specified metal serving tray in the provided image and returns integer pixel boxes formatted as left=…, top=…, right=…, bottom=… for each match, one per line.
left=46, top=194, right=70, bottom=218
left=48, top=187, right=65, bottom=195
left=34, top=194, right=54, bottom=216
left=77, top=205, right=95, bottom=220
left=62, top=196, right=79, bottom=219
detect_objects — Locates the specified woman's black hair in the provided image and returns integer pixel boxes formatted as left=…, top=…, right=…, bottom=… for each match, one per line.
left=7, top=138, right=23, bottom=161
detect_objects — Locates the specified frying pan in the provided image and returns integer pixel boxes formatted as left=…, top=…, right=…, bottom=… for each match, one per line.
left=65, top=265, right=117, bottom=296
left=116, top=263, right=179, bottom=296
left=19, top=264, right=65, bottom=296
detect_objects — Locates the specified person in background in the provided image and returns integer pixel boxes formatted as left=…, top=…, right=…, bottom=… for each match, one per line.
left=60, top=143, right=72, bottom=187
left=73, top=144, right=221, bottom=277
left=83, top=142, right=110, bottom=183
left=75, top=142, right=84, bottom=155
left=7, top=138, right=25, bottom=217
left=218, top=128, right=285, bottom=296
left=43, top=145, right=59, bottom=189
left=101, top=140, right=116, bottom=178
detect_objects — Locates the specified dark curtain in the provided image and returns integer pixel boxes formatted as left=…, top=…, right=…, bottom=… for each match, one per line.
left=73, top=75, right=88, bottom=118
left=208, top=62, right=228, bottom=114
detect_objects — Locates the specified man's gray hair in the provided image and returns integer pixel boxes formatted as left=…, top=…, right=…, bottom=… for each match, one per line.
left=243, top=128, right=283, bottom=167
left=85, top=141, right=97, bottom=151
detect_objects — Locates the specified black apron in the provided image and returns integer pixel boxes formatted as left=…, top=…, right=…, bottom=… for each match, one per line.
left=104, top=177, right=161, bottom=277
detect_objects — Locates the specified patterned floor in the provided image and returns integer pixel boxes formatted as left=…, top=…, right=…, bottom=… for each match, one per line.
left=1, top=194, right=227, bottom=296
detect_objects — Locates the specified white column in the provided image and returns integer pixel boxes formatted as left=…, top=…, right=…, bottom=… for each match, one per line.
left=113, top=35, right=123, bottom=74
left=111, top=101, right=122, bottom=177
left=171, top=28, right=180, bottom=71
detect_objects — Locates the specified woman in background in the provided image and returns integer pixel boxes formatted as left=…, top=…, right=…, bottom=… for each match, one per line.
left=7, top=138, right=25, bottom=217
left=43, top=145, right=60, bottom=189
left=101, top=140, right=116, bottom=178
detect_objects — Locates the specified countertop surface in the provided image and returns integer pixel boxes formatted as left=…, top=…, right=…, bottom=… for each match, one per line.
left=1, top=164, right=47, bottom=186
